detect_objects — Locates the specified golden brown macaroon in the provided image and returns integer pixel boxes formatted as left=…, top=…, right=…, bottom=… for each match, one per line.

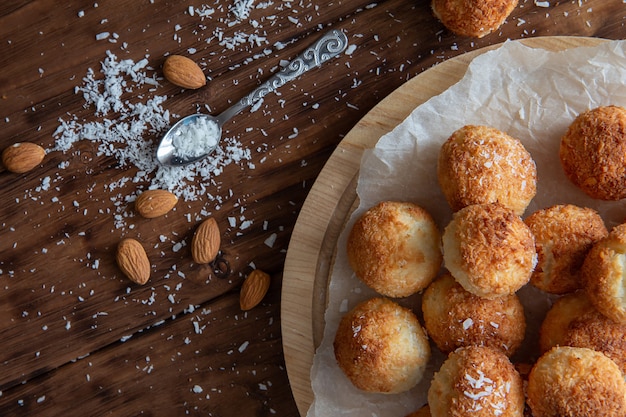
left=581, top=222, right=626, bottom=324
left=422, top=273, right=526, bottom=356
left=442, top=202, right=536, bottom=298
left=538, top=291, right=589, bottom=353
left=560, top=105, right=626, bottom=200
left=562, top=301, right=626, bottom=375
left=437, top=125, right=537, bottom=216
left=428, top=345, right=525, bottom=417
left=539, top=291, right=626, bottom=374
left=524, top=204, right=608, bottom=294
left=346, top=201, right=442, bottom=298
left=333, top=297, right=431, bottom=394
left=527, top=346, right=626, bottom=417
left=431, top=0, right=518, bottom=38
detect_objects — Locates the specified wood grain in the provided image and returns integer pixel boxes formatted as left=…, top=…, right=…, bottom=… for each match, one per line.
left=281, top=36, right=607, bottom=415
left=0, top=0, right=623, bottom=415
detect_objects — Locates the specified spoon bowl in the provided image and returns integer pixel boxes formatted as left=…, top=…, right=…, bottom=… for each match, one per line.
left=156, top=28, right=349, bottom=167
left=156, top=114, right=222, bottom=166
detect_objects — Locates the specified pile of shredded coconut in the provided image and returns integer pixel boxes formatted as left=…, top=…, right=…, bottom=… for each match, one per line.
left=45, top=1, right=292, bottom=231
left=51, top=0, right=318, bottom=209
left=51, top=49, right=252, bottom=203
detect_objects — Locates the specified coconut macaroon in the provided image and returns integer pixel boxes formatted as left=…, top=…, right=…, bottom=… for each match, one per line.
left=431, top=0, right=518, bottom=38
left=422, top=273, right=526, bottom=356
left=442, top=203, right=536, bottom=298
left=581, top=222, right=626, bottom=324
left=539, top=291, right=626, bottom=374
left=538, top=291, right=589, bottom=354
left=346, top=201, right=442, bottom=298
left=524, top=204, right=608, bottom=294
left=560, top=105, right=626, bottom=200
left=428, top=345, right=525, bottom=417
left=437, top=125, right=536, bottom=216
left=333, top=297, right=431, bottom=394
left=527, top=346, right=626, bottom=417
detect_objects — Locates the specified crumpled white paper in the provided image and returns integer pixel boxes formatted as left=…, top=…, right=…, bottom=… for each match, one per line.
left=307, top=39, right=626, bottom=417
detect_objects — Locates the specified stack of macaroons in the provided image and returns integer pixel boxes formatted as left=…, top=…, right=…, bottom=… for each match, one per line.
left=334, top=201, right=443, bottom=393
left=510, top=108, right=626, bottom=415
left=433, top=120, right=626, bottom=417
left=422, top=125, right=537, bottom=417
left=334, top=109, right=626, bottom=416
left=521, top=106, right=626, bottom=417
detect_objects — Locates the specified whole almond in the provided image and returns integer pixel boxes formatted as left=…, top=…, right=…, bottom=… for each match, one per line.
left=2, top=142, right=46, bottom=173
left=163, top=55, right=206, bottom=89
left=116, top=238, right=151, bottom=285
left=135, top=189, right=178, bottom=218
left=191, top=217, right=221, bottom=264
left=240, top=269, right=271, bottom=311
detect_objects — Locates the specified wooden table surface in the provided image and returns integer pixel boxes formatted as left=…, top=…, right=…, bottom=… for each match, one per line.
left=0, top=1, right=624, bottom=416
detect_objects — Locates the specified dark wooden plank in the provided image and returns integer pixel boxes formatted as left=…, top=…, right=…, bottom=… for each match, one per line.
left=0, top=285, right=297, bottom=416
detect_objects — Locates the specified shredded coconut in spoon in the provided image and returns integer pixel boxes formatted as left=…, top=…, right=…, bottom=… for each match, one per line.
left=172, top=117, right=221, bottom=159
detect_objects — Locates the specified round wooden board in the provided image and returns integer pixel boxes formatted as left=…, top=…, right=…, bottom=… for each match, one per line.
left=281, top=36, right=605, bottom=416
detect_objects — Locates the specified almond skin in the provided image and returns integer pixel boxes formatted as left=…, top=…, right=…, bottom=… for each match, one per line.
left=2, top=142, right=46, bottom=173
left=135, top=189, right=178, bottom=218
left=116, top=238, right=151, bottom=285
left=163, top=55, right=206, bottom=89
left=191, top=218, right=221, bottom=264
left=240, top=269, right=271, bottom=311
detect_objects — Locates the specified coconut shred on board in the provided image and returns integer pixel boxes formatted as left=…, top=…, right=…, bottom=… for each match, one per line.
left=51, top=50, right=252, bottom=205
left=49, top=0, right=326, bottom=207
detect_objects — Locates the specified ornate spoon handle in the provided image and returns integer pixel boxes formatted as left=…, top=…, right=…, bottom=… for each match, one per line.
left=216, top=29, right=349, bottom=126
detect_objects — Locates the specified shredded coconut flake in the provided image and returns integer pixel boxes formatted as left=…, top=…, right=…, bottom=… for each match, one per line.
left=231, top=0, right=255, bottom=21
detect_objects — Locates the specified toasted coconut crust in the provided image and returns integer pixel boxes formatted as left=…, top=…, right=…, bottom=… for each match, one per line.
left=524, top=204, right=607, bottom=294
left=333, top=298, right=431, bottom=394
left=581, top=222, right=626, bottom=324
left=347, top=201, right=442, bottom=298
left=431, top=0, right=518, bottom=38
left=538, top=291, right=591, bottom=353
left=422, top=273, right=526, bottom=356
left=564, top=312, right=626, bottom=375
left=527, top=346, right=626, bottom=417
left=442, top=203, right=536, bottom=298
left=539, top=291, right=626, bottom=374
left=437, top=125, right=536, bottom=215
left=560, top=105, right=626, bottom=200
left=428, top=345, right=525, bottom=417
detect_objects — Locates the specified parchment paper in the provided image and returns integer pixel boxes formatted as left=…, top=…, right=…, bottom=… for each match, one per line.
left=307, top=39, right=626, bottom=417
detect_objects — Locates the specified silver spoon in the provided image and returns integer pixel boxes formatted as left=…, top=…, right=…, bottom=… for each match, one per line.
left=156, top=28, right=349, bottom=166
